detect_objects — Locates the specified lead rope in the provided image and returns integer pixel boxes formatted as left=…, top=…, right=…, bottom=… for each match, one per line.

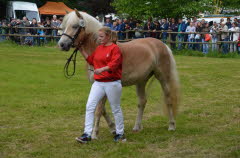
left=64, top=48, right=78, bottom=78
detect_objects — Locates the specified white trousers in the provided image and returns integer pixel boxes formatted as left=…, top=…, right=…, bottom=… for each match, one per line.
left=84, top=80, right=124, bottom=135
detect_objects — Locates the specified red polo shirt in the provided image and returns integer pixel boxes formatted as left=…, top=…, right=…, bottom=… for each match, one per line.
left=86, top=43, right=122, bottom=82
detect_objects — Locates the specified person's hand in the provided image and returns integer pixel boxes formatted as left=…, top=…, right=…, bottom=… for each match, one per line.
left=94, top=68, right=104, bottom=74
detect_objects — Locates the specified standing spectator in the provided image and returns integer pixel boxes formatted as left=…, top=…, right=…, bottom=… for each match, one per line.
left=134, top=21, right=143, bottom=38
left=57, top=17, right=63, bottom=36
left=0, top=21, right=2, bottom=42
left=129, top=18, right=136, bottom=29
left=194, top=22, right=203, bottom=51
left=183, top=19, right=191, bottom=48
left=219, top=22, right=229, bottom=54
left=0, top=21, right=7, bottom=41
left=116, top=19, right=125, bottom=40
left=229, top=22, right=239, bottom=52
left=237, top=34, right=240, bottom=54
left=104, top=17, right=112, bottom=28
left=202, top=22, right=210, bottom=54
left=15, top=19, right=23, bottom=44
left=226, top=18, right=232, bottom=29
left=21, top=17, right=30, bottom=44
left=44, top=19, right=52, bottom=43
left=169, top=18, right=178, bottom=49
left=8, top=18, right=16, bottom=41
left=177, top=18, right=186, bottom=50
left=186, top=19, right=191, bottom=26
left=143, top=20, right=154, bottom=38
left=128, top=18, right=136, bottom=39
left=193, top=17, right=198, bottom=27
left=185, top=22, right=196, bottom=49
left=22, top=17, right=30, bottom=34
left=110, top=21, right=118, bottom=31
left=37, top=22, right=45, bottom=46
left=153, top=20, right=161, bottom=39
left=210, top=22, right=219, bottom=51
left=124, top=23, right=132, bottom=39
left=201, top=19, right=206, bottom=26
left=160, top=18, right=169, bottom=43
left=219, top=18, right=224, bottom=25
left=233, top=18, right=238, bottom=25
left=51, top=15, right=59, bottom=42
left=30, top=18, right=38, bottom=45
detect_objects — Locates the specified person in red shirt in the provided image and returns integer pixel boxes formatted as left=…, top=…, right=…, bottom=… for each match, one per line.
left=76, top=27, right=126, bottom=143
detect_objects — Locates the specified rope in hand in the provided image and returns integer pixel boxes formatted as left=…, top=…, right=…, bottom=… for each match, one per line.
left=64, top=48, right=78, bottom=78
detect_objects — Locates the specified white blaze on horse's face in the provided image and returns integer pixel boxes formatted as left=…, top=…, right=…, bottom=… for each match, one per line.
left=58, top=10, right=84, bottom=51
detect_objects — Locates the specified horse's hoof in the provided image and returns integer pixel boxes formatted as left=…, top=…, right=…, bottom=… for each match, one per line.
left=168, top=127, right=176, bottom=131
left=168, top=122, right=176, bottom=131
left=132, top=125, right=143, bottom=132
left=91, top=134, right=98, bottom=140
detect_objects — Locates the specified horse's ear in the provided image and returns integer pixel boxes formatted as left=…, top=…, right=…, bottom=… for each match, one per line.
left=74, top=8, right=82, bottom=19
left=65, top=9, right=69, bottom=14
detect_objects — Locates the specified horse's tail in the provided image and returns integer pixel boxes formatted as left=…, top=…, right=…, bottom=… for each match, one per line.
left=165, top=45, right=180, bottom=117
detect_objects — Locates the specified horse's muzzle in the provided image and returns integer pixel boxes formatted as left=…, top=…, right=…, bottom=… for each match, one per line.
left=59, top=41, right=72, bottom=51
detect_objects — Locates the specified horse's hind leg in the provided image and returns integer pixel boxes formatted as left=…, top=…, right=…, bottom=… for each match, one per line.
left=92, top=96, right=116, bottom=139
left=133, top=82, right=147, bottom=132
left=154, top=72, right=178, bottom=131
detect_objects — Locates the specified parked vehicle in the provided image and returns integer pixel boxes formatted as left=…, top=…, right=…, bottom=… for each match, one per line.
left=6, top=1, right=40, bottom=22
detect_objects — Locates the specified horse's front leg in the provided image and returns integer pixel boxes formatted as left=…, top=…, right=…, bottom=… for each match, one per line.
left=91, top=97, right=106, bottom=139
left=92, top=96, right=116, bottom=139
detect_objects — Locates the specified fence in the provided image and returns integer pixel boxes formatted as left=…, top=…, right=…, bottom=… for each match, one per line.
left=0, top=26, right=239, bottom=53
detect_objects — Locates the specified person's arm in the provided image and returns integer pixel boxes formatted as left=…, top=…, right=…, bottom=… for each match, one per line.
left=107, top=46, right=122, bottom=71
left=95, top=46, right=122, bottom=75
left=79, top=47, right=94, bottom=65
left=94, top=66, right=110, bottom=74
left=79, top=47, right=88, bottom=59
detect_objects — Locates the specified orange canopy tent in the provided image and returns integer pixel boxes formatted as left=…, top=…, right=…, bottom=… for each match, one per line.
left=39, top=1, right=73, bottom=15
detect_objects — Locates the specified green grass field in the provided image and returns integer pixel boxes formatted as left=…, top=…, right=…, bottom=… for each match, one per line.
left=0, top=42, right=239, bottom=158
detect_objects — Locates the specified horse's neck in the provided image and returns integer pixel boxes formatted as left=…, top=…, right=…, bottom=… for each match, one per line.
left=82, top=33, right=98, bottom=55
left=81, top=33, right=98, bottom=82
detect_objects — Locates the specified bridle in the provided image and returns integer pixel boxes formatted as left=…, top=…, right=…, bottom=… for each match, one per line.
left=62, top=25, right=85, bottom=78
left=62, top=26, right=84, bottom=46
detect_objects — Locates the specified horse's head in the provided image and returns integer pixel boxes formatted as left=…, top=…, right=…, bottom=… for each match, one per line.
left=58, top=9, right=86, bottom=51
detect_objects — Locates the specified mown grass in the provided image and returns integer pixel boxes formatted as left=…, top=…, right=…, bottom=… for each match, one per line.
left=0, top=41, right=239, bottom=158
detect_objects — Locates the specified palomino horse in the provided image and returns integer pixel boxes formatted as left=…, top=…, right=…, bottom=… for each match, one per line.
left=58, top=10, right=180, bottom=139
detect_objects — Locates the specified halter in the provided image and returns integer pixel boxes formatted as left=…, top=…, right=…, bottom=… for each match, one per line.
left=62, top=26, right=84, bottom=46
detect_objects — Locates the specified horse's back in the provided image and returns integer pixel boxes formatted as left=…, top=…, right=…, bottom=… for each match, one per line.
left=118, top=38, right=171, bottom=85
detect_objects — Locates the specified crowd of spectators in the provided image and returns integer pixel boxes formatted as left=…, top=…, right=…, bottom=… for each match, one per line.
left=104, top=17, right=240, bottom=54
left=0, top=15, right=240, bottom=54
left=0, top=15, right=63, bottom=45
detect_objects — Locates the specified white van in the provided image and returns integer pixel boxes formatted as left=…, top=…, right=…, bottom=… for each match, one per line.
left=6, top=1, right=40, bottom=22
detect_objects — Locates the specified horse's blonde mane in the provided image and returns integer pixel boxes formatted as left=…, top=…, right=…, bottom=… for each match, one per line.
left=61, top=11, right=102, bottom=34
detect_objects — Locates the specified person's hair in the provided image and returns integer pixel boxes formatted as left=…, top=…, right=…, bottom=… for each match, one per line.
left=99, top=26, right=118, bottom=44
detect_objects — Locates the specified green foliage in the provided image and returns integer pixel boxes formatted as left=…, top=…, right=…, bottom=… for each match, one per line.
left=112, top=0, right=214, bottom=19
left=220, top=0, right=240, bottom=9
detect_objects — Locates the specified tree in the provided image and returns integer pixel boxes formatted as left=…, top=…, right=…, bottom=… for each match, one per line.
left=112, top=0, right=215, bottom=19
left=77, top=0, right=115, bottom=16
